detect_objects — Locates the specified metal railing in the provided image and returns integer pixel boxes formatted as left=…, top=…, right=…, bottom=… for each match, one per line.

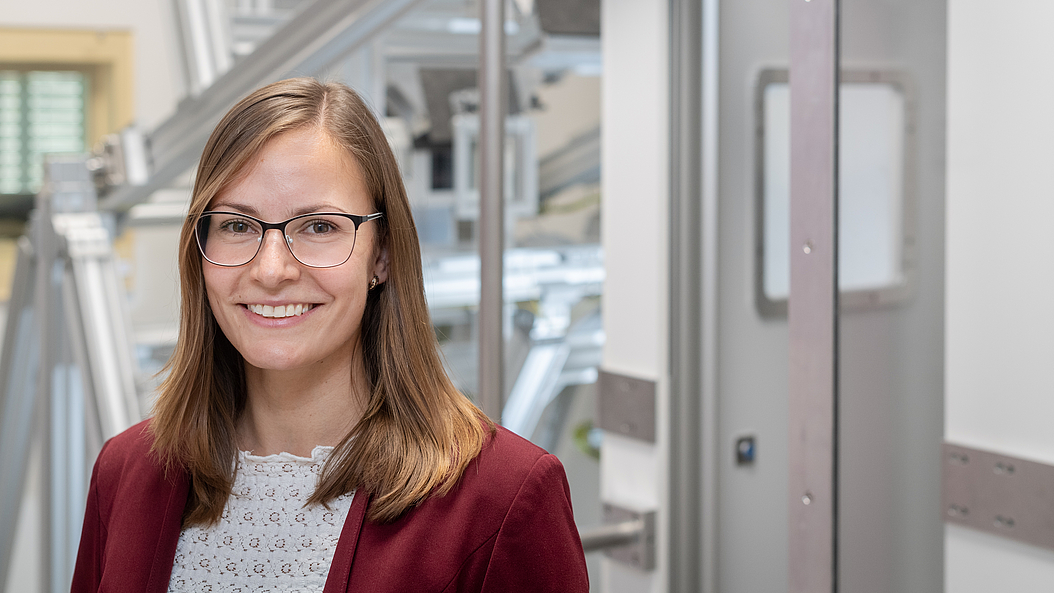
left=580, top=518, right=646, bottom=552
left=578, top=506, right=656, bottom=571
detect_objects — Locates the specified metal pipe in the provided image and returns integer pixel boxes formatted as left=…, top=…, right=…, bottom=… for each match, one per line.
left=580, top=519, right=644, bottom=553
left=36, top=166, right=57, bottom=593
left=668, top=0, right=703, bottom=589
left=0, top=238, right=37, bottom=592
left=478, top=0, right=505, bottom=423
left=700, top=1, right=721, bottom=591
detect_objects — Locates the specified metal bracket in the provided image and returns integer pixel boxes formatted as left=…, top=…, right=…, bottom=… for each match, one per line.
left=943, top=442, right=1054, bottom=551
left=579, top=504, right=656, bottom=571
left=597, top=369, right=656, bottom=443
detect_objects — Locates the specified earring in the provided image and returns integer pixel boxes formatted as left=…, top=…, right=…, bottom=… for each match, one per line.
left=369, top=275, right=379, bottom=291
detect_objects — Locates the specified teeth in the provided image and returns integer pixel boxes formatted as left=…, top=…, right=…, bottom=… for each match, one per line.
left=248, top=304, right=313, bottom=318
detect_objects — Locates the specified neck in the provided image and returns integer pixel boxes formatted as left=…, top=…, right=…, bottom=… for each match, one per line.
left=237, top=355, right=369, bottom=457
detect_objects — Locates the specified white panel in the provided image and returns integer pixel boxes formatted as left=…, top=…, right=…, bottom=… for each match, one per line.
left=600, top=0, right=668, bottom=590
left=601, top=0, right=667, bottom=376
left=946, top=0, right=1054, bottom=591
left=601, top=558, right=656, bottom=593
left=945, top=0, right=1054, bottom=462
left=600, top=433, right=659, bottom=509
left=946, top=525, right=1054, bottom=593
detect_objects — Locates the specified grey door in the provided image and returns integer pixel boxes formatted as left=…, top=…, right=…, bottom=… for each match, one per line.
left=714, top=1, right=946, bottom=591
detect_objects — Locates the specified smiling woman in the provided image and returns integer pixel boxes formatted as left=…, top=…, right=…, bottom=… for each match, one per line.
left=70, top=78, right=588, bottom=593
left=199, top=128, right=384, bottom=379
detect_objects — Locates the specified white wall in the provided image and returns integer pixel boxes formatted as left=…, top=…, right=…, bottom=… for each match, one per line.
left=599, top=0, right=668, bottom=591
left=945, top=0, right=1054, bottom=589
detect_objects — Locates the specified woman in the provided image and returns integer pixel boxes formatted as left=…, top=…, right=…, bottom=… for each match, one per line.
left=71, top=78, right=588, bottom=592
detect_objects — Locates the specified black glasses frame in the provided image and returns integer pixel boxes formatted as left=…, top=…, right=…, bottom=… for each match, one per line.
left=195, top=210, right=384, bottom=268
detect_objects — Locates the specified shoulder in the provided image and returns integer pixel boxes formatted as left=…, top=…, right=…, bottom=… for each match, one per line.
left=459, top=426, right=569, bottom=507
left=475, top=425, right=552, bottom=475
left=94, top=418, right=163, bottom=481
left=363, top=425, right=568, bottom=537
left=350, top=426, right=583, bottom=591
left=91, top=418, right=184, bottom=516
left=418, top=425, right=576, bottom=541
left=98, top=417, right=157, bottom=459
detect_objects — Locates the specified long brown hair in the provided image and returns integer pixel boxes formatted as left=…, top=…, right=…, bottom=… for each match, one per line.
left=150, top=78, right=492, bottom=525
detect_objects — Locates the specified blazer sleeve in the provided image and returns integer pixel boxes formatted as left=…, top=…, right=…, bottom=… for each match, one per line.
left=480, top=454, right=589, bottom=592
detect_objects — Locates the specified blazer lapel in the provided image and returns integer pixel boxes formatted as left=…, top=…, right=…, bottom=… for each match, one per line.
left=323, top=492, right=369, bottom=593
left=144, top=469, right=189, bottom=593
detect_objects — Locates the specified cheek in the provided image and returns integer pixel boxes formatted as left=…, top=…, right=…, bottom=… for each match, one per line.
left=201, top=268, right=234, bottom=319
left=202, top=269, right=218, bottom=304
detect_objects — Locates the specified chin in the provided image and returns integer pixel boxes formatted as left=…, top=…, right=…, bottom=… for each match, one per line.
left=241, top=348, right=309, bottom=372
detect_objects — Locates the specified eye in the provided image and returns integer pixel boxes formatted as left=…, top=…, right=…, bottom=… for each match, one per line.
left=307, top=220, right=335, bottom=234
left=223, top=220, right=252, bottom=233
left=216, top=217, right=257, bottom=235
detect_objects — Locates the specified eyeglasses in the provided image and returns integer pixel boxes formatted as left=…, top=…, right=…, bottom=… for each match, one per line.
left=195, top=211, right=384, bottom=268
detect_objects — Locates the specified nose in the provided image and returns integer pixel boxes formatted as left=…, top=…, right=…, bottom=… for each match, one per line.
left=249, top=228, right=300, bottom=285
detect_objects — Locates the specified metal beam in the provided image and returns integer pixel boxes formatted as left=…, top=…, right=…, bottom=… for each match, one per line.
left=788, top=0, right=840, bottom=592
left=668, top=0, right=703, bottom=589
left=478, top=0, right=506, bottom=423
left=699, top=2, right=720, bottom=591
left=0, top=237, right=38, bottom=591
left=100, top=0, right=426, bottom=212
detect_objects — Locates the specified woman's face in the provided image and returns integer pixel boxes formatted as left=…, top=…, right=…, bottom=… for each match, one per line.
left=202, top=127, right=387, bottom=374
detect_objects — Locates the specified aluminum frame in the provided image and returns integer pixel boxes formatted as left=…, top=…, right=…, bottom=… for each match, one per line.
left=100, top=0, right=427, bottom=212
left=172, top=0, right=235, bottom=95
left=0, top=237, right=38, bottom=591
left=451, top=113, right=539, bottom=222
left=668, top=0, right=718, bottom=589
left=0, top=156, right=142, bottom=593
left=478, top=0, right=506, bottom=422
left=668, top=0, right=704, bottom=583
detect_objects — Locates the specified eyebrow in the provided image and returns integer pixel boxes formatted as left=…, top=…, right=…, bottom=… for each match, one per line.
left=209, top=201, right=348, bottom=218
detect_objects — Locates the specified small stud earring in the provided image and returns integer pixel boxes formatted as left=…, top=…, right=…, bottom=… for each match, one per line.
left=369, top=276, right=379, bottom=291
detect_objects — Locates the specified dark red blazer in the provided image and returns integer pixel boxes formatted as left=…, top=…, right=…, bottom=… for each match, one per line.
left=71, top=420, right=588, bottom=592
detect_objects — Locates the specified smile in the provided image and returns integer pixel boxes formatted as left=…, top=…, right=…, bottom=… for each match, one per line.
left=246, top=303, right=315, bottom=318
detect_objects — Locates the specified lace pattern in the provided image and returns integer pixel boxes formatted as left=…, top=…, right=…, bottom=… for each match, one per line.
left=168, top=446, right=354, bottom=592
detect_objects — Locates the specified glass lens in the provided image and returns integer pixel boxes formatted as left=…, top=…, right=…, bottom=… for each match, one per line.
left=197, top=213, right=264, bottom=266
left=286, top=214, right=358, bottom=267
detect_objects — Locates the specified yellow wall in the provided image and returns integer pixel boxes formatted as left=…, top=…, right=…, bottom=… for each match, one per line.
left=0, top=27, right=134, bottom=301
left=0, top=27, right=135, bottom=142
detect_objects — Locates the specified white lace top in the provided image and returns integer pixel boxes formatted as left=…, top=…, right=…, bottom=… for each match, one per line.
left=167, top=446, right=355, bottom=592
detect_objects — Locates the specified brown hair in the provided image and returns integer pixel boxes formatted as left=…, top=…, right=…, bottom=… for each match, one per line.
left=150, top=78, right=492, bottom=525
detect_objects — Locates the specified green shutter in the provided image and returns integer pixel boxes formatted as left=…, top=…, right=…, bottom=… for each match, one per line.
left=0, top=70, right=86, bottom=195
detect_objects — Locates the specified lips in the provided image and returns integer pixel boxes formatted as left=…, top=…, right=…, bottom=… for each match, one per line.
left=246, top=303, right=315, bottom=318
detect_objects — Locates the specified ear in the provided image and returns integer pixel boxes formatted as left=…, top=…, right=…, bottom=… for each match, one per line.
left=372, top=239, right=390, bottom=285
